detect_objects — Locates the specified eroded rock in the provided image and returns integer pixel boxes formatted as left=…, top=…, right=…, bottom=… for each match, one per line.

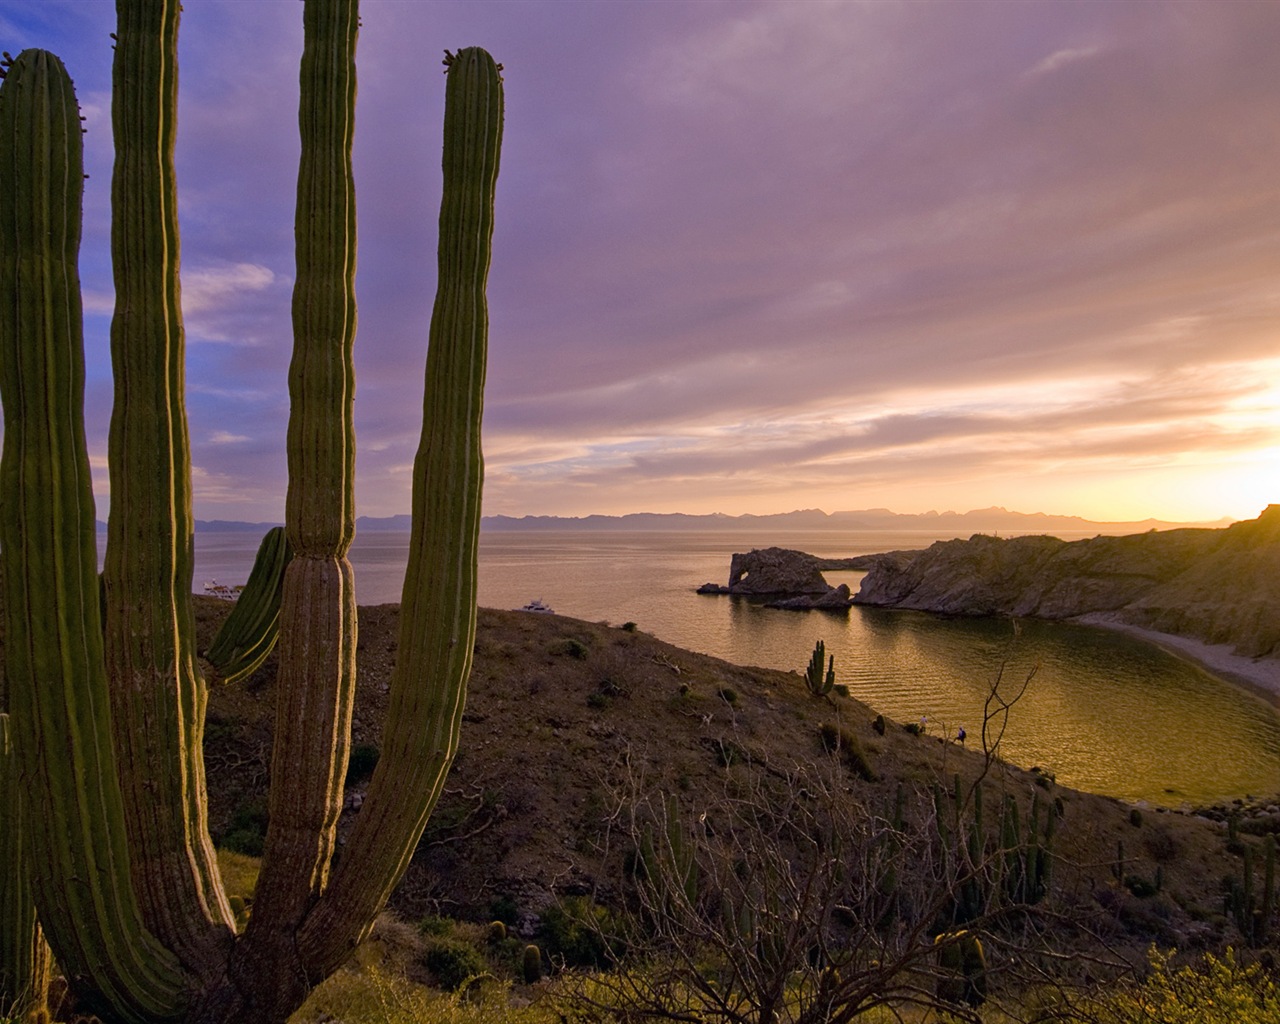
left=727, top=547, right=831, bottom=596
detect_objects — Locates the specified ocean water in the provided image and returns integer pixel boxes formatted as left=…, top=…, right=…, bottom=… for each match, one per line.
left=194, top=527, right=1280, bottom=806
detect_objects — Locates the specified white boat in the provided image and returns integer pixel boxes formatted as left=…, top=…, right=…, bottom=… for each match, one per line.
left=520, top=598, right=554, bottom=614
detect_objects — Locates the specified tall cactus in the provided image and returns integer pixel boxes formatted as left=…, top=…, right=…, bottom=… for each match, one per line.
left=0, top=3, right=502, bottom=1021
left=105, top=0, right=236, bottom=977
left=0, top=43, right=189, bottom=1020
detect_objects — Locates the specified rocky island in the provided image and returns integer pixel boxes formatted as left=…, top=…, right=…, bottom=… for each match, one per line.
left=697, top=545, right=879, bottom=610
left=854, top=505, right=1280, bottom=697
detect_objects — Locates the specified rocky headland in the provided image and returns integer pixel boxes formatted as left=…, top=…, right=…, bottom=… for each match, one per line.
left=854, top=505, right=1280, bottom=697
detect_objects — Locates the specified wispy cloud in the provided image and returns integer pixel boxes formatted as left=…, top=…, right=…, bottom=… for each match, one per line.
left=1026, top=45, right=1102, bottom=78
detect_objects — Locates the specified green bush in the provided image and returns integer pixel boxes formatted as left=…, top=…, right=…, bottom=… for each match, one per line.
left=489, top=894, right=519, bottom=925
left=538, top=896, right=623, bottom=969
left=345, top=742, right=380, bottom=785
left=819, top=722, right=878, bottom=782
left=550, top=637, right=589, bottom=659
left=220, top=796, right=269, bottom=856
left=422, top=936, right=489, bottom=991
left=418, top=914, right=454, bottom=938
left=1082, top=947, right=1278, bottom=1024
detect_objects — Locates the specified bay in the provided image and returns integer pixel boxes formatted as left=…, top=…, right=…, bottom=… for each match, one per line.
left=194, top=527, right=1280, bottom=807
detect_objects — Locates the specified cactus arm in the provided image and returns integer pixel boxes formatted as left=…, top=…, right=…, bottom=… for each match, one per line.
left=298, top=44, right=502, bottom=976
left=204, top=527, right=293, bottom=684
left=0, top=47, right=190, bottom=1021
left=103, top=0, right=235, bottom=975
left=231, top=3, right=360, bottom=1005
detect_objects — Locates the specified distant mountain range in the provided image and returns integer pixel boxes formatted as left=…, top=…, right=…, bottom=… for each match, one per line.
left=156, top=506, right=1234, bottom=536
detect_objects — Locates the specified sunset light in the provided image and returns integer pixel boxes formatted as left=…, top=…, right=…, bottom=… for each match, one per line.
left=3, top=1, right=1278, bottom=526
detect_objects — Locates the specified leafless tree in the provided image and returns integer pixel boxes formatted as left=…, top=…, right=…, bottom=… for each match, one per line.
left=554, top=655, right=1127, bottom=1024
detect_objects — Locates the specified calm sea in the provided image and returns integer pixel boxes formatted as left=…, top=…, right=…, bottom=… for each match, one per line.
left=193, top=527, right=1280, bottom=807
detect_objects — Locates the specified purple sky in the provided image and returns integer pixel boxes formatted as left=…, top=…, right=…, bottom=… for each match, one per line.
left=3, top=1, right=1278, bottom=524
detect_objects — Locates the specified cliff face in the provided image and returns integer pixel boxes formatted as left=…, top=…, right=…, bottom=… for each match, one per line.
left=854, top=506, right=1280, bottom=660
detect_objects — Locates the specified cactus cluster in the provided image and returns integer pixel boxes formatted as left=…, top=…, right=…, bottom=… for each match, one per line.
left=1226, top=834, right=1276, bottom=947
left=0, top=2, right=502, bottom=1020
left=638, top=793, right=699, bottom=910
left=931, top=774, right=1055, bottom=927
left=996, top=790, right=1053, bottom=906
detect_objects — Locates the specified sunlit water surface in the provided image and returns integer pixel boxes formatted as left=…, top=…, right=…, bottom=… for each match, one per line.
left=194, top=528, right=1280, bottom=806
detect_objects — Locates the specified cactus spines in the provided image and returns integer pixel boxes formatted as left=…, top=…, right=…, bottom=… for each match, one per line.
left=805, top=640, right=835, bottom=696
left=204, top=527, right=293, bottom=685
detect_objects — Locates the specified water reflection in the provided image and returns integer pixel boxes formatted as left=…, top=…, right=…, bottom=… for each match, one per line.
left=193, top=528, right=1280, bottom=806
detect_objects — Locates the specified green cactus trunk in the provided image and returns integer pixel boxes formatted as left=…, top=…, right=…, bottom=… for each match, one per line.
left=0, top=45, right=190, bottom=1021
left=104, top=0, right=236, bottom=978
left=236, top=1, right=360, bottom=997
left=805, top=640, right=833, bottom=696
left=2, top=555, right=46, bottom=1022
left=295, top=43, right=502, bottom=976
left=1, top=707, right=51, bottom=1020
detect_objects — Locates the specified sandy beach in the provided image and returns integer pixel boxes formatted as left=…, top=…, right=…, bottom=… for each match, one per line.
left=1074, top=612, right=1280, bottom=708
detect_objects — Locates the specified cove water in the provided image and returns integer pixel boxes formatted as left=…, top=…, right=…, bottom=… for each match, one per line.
left=194, top=527, right=1280, bottom=807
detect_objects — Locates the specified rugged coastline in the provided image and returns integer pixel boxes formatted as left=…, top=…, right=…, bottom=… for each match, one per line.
left=851, top=505, right=1280, bottom=701
left=701, top=508, right=1280, bottom=705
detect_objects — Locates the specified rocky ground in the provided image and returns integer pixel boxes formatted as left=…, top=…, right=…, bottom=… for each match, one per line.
left=196, top=596, right=1279, bottom=968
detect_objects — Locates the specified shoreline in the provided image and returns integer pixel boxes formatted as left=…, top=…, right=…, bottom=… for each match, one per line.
left=1073, top=612, right=1280, bottom=708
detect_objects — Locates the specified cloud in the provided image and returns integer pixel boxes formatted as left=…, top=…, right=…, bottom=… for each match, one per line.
left=5, top=0, right=1278, bottom=523
left=181, top=262, right=287, bottom=344
left=1026, top=45, right=1103, bottom=78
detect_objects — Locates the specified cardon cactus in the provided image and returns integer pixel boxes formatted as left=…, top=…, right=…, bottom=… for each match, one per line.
left=204, top=527, right=293, bottom=684
left=0, top=3, right=502, bottom=1022
left=805, top=639, right=835, bottom=696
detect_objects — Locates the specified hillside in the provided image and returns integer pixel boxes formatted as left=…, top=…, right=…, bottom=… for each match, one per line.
left=196, top=597, right=1279, bottom=975
left=854, top=505, right=1280, bottom=668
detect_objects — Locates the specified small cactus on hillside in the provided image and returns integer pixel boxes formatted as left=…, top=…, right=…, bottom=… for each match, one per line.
left=805, top=640, right=835, bottom=696
left=522, top=943, right=542, bottom=984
